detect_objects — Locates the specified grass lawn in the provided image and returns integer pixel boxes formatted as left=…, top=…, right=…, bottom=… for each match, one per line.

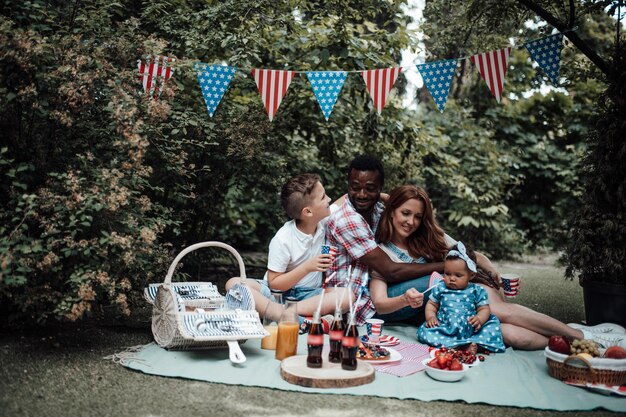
left=0, top=256, right=620, bottom=417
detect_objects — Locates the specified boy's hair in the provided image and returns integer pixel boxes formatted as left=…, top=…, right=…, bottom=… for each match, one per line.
left=281, top=173, right=321, bottom=220
left=446, top=243, right=477, bottom=264
left=347, top=154, right=385, bottom=187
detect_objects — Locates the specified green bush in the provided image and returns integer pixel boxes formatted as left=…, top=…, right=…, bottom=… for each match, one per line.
left=1, top=0, right=606, bottom=324
left=0, top=12, right=177, bottom=322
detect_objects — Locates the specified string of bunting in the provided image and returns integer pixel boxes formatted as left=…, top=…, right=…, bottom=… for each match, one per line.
left=137, top=32, right=565, bottom=121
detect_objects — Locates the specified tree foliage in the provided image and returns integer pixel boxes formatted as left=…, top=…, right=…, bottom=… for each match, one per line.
left=0, top=0, right=620, bottom=323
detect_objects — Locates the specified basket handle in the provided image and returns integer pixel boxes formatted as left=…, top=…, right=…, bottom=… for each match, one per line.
left=563, top=355, right=597, bottom=377
left=163, top=241, right=246, bottom=284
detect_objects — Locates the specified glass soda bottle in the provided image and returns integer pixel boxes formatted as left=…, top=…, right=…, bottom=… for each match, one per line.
left=341, top=322, right=359, bottom=370
left=328, top=304, right=344, bottom=363
left=306, top=314, right=324, bottom=368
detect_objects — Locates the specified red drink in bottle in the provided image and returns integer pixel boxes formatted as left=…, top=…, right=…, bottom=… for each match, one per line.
left=306, top=321, right=324, bottom=368
left=341, top=323, right=359, bottom=370
left=328, top=314, right=344, bottom=363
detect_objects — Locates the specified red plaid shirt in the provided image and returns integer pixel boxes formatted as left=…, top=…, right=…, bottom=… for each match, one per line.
left=326, top=199, right=384, bottom=325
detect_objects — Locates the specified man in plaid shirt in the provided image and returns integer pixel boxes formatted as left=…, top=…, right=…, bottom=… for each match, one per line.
left=326, top=155, right=444, bottom=324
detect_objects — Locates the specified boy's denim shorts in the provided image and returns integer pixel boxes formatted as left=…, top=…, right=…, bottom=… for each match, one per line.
left=255, top=279, right=322, bottom=302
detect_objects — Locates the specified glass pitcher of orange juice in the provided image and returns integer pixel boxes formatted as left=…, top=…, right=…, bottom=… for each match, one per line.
left=275, top=300, right=299, bottom=360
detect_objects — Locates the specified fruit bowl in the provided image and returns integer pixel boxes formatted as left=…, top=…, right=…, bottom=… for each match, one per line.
left=422, top=358, right=469, bottom=382
left=544, top=347, right=626, bottom=370
left=544, top=347, right=626, bottom=386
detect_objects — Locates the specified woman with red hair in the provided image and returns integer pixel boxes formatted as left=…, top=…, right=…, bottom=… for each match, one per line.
left=369, top=185, right=623, bottom=350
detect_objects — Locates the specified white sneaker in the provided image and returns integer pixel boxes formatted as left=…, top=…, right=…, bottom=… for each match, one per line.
left=589, top=332, right=626, bottom=349
left=567, top=322, right=626, bottom=334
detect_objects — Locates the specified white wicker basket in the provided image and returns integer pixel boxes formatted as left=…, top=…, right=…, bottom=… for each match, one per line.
left=150, top=241, right=268, bottom=363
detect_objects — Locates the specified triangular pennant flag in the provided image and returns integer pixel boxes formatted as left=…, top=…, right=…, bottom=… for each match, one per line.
left=524, top=34, right=564, bottom=85
left=251, top=69, right=296, bottom=121
left=194, top=63, right=237, bottom=117
left=360, top=67, right=403, bottom=115
left=137, top=55, right=175, bottom=99
left=417, top=59, right=459, bottom=112
left=305, top=71, right=348, bottom=121
left=470, top=47, right=512, bottom=103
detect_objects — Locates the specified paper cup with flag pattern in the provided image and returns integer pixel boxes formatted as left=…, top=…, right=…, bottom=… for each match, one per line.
left=501, top=273, right=521, bottom=298
left=365, top=318, right=384, bottom=343
left=321, top=245, right=337, bottom=255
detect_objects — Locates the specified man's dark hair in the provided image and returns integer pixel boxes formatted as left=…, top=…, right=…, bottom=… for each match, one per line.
left=347, top=154, right=385, bottom=186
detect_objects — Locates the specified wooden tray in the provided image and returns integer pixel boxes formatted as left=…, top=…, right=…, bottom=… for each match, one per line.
left=280, top=355, right=375, bottom=388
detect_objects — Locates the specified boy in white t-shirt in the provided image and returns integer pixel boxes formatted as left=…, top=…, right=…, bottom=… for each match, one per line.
left=262, top=173, right=339, bottom=300
left=225, top=174, right=345, bottom=330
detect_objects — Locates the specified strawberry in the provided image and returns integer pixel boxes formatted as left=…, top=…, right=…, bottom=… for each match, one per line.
left=428, top=359, right=441, bottom=369
left=449, top=359, right=463, bottom=371
left=436, top=353, right=447, bottom=368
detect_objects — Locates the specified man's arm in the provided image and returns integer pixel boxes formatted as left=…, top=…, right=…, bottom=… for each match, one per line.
left=359, top=247, right=444, bottom=284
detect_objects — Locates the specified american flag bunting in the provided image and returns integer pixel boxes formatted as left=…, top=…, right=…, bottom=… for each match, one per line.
left=417, top=60, right=459, bottom=112
left=194, top=63, right=237, bottom=117
left=470, top=47, right=512, bottom=103
left=137, top=55, right=175, bottom=99
left=360, top=67, right=403, bottom=115
left=251, top=69, right=297, bottom=121
left=305, top=71, right=348, bottom=121
left=524, top=34, right=564, bottom=85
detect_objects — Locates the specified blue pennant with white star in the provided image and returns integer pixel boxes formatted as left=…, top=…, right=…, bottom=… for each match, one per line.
left=524, top=34, right=564, bottom=85
left=417, top=59, right=459, bottom=113
left=194, top=63, right=237, bottom=117
left=305, top=71, right=348, bottom=121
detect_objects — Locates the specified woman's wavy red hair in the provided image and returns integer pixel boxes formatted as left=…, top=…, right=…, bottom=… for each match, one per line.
left=376, top=185, right=448, bottom=262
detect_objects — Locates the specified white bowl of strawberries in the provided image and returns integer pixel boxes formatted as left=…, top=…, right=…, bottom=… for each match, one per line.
left=422, top=353, right=470, bottom=382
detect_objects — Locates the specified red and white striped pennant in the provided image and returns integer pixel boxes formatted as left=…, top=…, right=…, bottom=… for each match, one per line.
left=251, top=69, right=297, bottom=121
left=137, top=55, right=175, bottom=99
left=470, top=48, right=511, bottom=103
left=360, top=67, right=403, bottom=114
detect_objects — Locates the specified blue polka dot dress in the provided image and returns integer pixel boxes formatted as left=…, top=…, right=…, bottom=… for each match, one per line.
left=417, top=281, right=505, bottom=352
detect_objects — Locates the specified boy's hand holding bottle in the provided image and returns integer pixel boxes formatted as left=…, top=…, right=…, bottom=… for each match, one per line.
left=305, top=253, right=335, bottom=272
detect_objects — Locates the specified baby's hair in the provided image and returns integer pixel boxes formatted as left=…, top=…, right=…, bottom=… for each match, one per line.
left=280, top=173, right=321, bottom=220
left=446, top=243, right=477, bottom=265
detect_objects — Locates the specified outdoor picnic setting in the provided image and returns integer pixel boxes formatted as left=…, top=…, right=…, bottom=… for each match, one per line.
left=1, top=1, right=626, bottom=416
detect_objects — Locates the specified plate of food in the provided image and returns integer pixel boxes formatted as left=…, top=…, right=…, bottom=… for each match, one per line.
left=360, top=334, right=400, bottom=347
left=357, top=343, right=402, bottom=363
left=429, top=347, right=481, bottom=367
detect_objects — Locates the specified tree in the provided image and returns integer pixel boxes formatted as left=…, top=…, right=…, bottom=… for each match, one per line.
left=449, top=0, right=626, bottom=283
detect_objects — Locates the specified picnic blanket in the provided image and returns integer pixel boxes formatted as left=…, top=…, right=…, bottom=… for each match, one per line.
left=111, top=325, right=626, bottom=412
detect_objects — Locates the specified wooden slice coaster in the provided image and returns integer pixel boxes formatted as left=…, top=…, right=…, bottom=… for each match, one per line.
left=280, top=355, right=375, bottom=388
